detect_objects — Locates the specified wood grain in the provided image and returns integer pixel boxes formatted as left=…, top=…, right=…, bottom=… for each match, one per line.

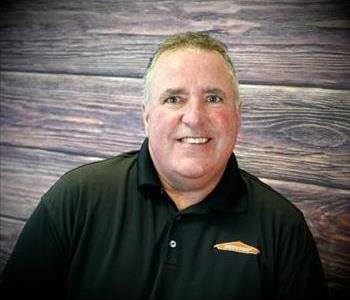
left=1, top=0, right=349, bottom=88
left=1, top=72, right=349, bottom=189
left=0, top=0, right=349, bottom=297
left=0, top=144, right=101, bottom=220
left=237, top=84, right=350, bottom=189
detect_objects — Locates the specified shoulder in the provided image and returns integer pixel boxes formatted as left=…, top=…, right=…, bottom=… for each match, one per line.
left=41, top=150, right=139, bottom=210
left=239, top=169, right=317, bottom=260
left=239, top=169, right=305, bottom=223
left=57, top=150, right=137, bottom=187
left=64, top=150, right=138, bottom=183
left=25, top=151, right=140, bottom=246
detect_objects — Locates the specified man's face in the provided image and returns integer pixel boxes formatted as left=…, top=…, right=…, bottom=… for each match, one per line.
left=143, top=48, right=241, bottom=191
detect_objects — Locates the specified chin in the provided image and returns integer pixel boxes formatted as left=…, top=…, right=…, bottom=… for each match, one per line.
left=175, top=164, right=209, bottom=179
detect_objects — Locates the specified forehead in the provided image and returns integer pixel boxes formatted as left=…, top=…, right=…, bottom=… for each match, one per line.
left=153, top=48, right=227, bottom=72
left=149, top=48, right=233, bottom=91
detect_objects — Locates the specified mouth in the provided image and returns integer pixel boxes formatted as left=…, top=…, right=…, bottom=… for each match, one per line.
left=178, top=137, right=211, bottom=145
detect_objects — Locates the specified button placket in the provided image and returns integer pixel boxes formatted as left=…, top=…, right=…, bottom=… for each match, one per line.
left=165, top=214, right=183, bottom=265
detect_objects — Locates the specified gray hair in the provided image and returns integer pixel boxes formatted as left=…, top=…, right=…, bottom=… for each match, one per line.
left=143, top=32, right=240, bottom=105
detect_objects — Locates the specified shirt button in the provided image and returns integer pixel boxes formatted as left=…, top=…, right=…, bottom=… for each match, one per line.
left=175, top=215, right=181, bottom=221
left=169, top=240, right=177, bottom=248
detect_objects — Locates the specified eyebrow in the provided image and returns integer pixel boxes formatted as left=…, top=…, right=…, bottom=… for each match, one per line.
left=203, top=88, right=227, bottom=98
left=159, top=88, right=187, bottom=99
left=158, top=87, right=228, bottom=100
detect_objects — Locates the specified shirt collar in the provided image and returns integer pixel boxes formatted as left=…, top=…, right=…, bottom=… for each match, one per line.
left=137, top=138, right=247, bottom=213
left=198, top=154, right=247, bottom=212
left=137, top=138, right=162, bottom=189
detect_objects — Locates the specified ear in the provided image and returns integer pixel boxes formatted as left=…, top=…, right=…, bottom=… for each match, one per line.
left=142, top=104, right=150, bottom=136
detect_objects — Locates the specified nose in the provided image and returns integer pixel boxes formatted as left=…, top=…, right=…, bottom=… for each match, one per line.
left=181, top=98, right=206, bottom=128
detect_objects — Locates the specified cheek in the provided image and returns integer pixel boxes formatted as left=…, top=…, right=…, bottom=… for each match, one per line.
left=211, top=111, right=238, bottom=133
left=148, top=110, right=175, bottom=136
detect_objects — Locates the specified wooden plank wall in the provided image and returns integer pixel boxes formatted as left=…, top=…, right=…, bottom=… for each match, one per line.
left=1, top=0, right=349, bottom=298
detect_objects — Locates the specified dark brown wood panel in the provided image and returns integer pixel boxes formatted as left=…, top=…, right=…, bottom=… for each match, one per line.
left=1, top=0, right=349, bottom=88
left=0, top=71, right=145, bottom=155
left=0, top=144, right=101, bottom=220
left=1, top=0, right=349, bottom=297
left=237, top=84, right=350, bottom=189
left=1, top=72, right=349, bottom=189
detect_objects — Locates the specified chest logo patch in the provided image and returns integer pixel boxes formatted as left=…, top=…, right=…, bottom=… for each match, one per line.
left=214, top=241, right=260, bottom=255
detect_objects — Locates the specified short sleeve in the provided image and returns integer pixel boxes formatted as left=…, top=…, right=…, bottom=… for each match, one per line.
left=276, top=215, right=329, bottom=299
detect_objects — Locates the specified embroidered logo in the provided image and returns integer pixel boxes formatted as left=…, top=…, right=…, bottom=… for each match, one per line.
left=214, top=241, right=260, bottom=255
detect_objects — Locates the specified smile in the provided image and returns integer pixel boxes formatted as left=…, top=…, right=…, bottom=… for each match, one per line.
left=180, top=137, right=210, bottom=144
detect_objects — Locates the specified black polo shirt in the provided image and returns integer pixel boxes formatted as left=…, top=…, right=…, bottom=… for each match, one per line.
left=1, top=139, right=328, bottom=299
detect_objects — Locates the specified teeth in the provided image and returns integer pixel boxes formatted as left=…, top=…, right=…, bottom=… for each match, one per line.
left=181, top=137, right=209, bottom=144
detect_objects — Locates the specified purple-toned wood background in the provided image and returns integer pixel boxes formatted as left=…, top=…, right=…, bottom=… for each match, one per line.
left=1, top=0, right=349, bottom=298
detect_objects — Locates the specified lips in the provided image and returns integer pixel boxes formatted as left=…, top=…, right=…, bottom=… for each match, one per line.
left=179, top=137, right=210, bottom=144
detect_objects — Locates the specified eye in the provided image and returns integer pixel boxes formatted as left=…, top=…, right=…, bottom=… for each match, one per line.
left=206, top=94, right=222, bottom=103
left=164, top=96, right=181, bottom=104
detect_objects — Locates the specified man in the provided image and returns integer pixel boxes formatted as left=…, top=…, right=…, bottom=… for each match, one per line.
left=1, top=32, right=328, bottom=299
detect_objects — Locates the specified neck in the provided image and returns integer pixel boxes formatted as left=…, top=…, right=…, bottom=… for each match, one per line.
left=165, top=189, right=210, bottom=210
left=159, top=171, right=224, bottom=211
